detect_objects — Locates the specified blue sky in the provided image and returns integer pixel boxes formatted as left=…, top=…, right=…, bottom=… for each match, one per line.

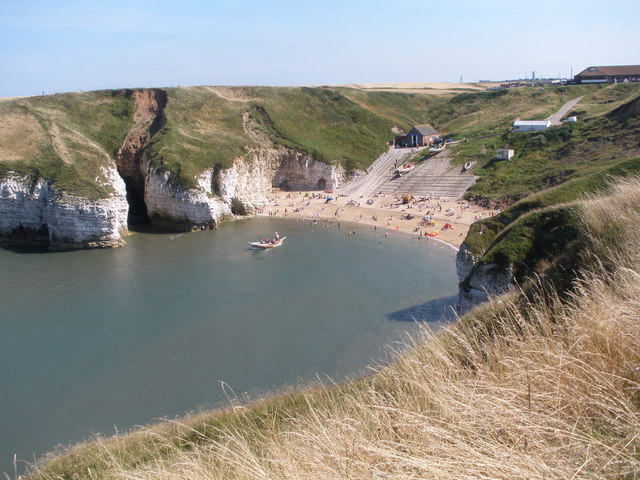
left=1, top=0, right=639, bottom=97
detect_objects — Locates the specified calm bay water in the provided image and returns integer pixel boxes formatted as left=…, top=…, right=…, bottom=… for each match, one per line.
left=0, top=217, right=457, bottom=475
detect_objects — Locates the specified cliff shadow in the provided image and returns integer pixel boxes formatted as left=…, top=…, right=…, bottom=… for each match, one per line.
left=0, top=243, right=51, bottom=254
left=386, top=295, right=458, bottom=323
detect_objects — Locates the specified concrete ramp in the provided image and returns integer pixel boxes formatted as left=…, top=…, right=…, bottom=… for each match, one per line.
left=379, top=151, right=477, bottom=200
left=378, top=174, right=477, bottom=199
left=338, top=147, right=416, bottom=197
left=339, top=147, right=477, bottom=200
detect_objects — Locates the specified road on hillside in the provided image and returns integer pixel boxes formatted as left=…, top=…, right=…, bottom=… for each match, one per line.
left=547, top=96, right=584, bottom=125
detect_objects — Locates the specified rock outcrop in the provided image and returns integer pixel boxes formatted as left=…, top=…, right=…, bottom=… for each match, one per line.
left=143, top=166, right=232, bottom=230
left=0, top=168, right=128, bottom=249
left=142, top=145, right=345, bottom=231
left=131, top=96, right=346, bottom=231
left=456, top=242, right=516, bottom=314
left=115, top=89, right=167, bottom=225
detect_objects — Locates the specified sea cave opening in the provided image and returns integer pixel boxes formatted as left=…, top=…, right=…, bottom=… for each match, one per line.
left=122, top=176, right=150, bottom=229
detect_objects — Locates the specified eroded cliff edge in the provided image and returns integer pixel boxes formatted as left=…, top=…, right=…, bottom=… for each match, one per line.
left=455, top=205, right=584, bottom=314
left=456, top=243, right=515, bottom=314
left=125, top=89, right=346, bottom=232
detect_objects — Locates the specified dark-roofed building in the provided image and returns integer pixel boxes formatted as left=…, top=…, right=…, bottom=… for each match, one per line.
left=574, top=65, right=640, bottom=84
left=395, top=124, right=439, bottom=148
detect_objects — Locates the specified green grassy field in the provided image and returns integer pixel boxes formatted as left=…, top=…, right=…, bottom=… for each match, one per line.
left=443, top=83, right=640, bottom=205
left=453, top=84, right=640, bottom=284
left=446, top=85, right=640, bottom=313
left=0, top=86, right=439, bottom=193
left=147, top=86, right=437, bottom=188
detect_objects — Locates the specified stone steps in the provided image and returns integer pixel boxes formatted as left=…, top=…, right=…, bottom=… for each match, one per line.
left=378, top=175, right=477, bottom=199
left=339, top=147, right=477, bottom=200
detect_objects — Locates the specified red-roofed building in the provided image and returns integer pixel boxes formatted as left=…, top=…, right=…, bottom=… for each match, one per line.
left=574, top=65, right=640, bottom=84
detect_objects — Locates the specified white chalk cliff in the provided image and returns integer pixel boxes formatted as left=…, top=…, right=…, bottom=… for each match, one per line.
left=0, top=167, right=129, bottom=249
left=142, top=146, right=344, bottom=229
left=0, top=88, right=346, bottom=249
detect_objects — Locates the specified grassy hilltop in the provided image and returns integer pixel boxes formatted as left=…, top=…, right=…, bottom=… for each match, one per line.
left=0, top=90, right=135, bottom=199
left=453, top=84, right=640, bottom=295
left=443, top=84, right=640, bottom=204
left=146, top=86, right=435, bottom=188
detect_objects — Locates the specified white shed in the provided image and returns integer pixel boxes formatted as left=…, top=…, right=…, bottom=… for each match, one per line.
left=513, top=120, right=551, bottom=132
left=496, top=149, right=515, bottom=160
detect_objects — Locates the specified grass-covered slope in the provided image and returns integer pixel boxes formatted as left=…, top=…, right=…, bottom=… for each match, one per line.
left=30, top=179, right=640, bottom=479
left=0, top=86, right=436, bottom=193
left=445, top=84, right=640, bottom=205
left=6, top=83, right=635, bottom=199
left=457, top=86, right=640, bottom=292
left=0, top=90, right=134, bottom=199
left=147, top=86, right=435, bottom=187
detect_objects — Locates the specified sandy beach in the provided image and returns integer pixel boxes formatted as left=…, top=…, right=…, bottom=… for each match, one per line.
left=257, top=189, right=499, bottom=250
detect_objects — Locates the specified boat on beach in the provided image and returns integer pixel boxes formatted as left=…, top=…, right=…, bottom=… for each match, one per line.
left=395, top=162, right=415, bottom=176
left=429, top=143, right=446, bottom=153
left=249, top=237, right=287, bottom=249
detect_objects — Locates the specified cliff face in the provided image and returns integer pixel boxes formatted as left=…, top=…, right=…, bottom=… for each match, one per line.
left=115, top=89, right=167, bottom=226
left=129, top=92, right=346, bottom=231
left=143, top=165, right=232, bottom=230
left=142, top=145, right=345, bottom=230
left=0, top=167, right=128, bottom=249
left=0, top=88, right=347, bottom=248
left=456, top=243, right=515, bottom=314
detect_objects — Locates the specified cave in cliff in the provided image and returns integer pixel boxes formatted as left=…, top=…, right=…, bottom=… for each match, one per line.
left=115, top=89, right=167, bottom=229
left=122, top=177, right=150, bottom=227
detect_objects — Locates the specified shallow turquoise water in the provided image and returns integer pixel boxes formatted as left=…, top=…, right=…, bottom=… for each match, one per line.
left=0, top=217, right=458, bottom=475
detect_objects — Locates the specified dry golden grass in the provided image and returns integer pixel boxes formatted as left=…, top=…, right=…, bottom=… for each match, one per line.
left=32, top=179, right=640, bottom=480
left=580, top=177, right=640, bottom=266
left=203, top=86, right=261, bottom=103
left=329, top=82, right=497, bottom=96
left=0, top=110, right=47, bottom=161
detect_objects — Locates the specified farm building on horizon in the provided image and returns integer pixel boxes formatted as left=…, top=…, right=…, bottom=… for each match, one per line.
left=574, top=65, right=640, bottom=84
left=512, top=119, right=551, bottom=132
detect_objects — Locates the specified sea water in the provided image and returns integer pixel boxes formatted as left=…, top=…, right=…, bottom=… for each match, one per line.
left=0, top=217, right=458, bottom=475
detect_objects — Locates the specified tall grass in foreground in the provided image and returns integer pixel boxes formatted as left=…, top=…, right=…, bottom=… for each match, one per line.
left=33, top=180, right=640, bottom=480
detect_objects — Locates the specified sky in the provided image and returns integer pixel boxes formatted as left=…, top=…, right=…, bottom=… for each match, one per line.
left=1, top=0, right=639, bottom=97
